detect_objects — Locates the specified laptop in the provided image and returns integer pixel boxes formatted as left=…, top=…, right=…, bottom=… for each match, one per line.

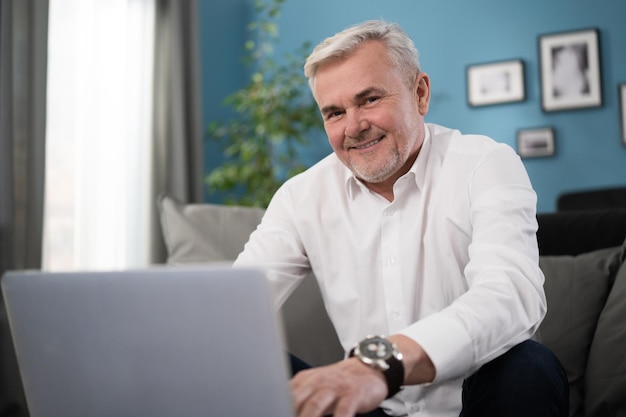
left=1, top=266, right=294, bottom=417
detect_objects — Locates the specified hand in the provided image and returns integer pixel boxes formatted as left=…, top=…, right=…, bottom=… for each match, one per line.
left=290, top=357, right=387, bottom=417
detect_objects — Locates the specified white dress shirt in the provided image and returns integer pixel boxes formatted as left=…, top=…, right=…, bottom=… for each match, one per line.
left=234, top=123, right=546, bottom=417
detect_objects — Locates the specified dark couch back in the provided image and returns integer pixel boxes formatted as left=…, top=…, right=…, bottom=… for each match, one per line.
left=537, top=209, right=626, bottom=256
left=557, top=187, right=626, bottom=211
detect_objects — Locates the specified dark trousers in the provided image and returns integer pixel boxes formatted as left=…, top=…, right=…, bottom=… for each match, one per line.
left=289, top=340, right=569, bottom=417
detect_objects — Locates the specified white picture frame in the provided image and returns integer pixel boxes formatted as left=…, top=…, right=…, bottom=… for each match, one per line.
left=467, top=59, right=525, bottom=107
left=539, top=28, right=602, bottom=112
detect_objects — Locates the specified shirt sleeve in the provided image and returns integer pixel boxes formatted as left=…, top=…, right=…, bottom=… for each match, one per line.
left=234, top=185, right=311, bottom=309
left=400, top=144, right=546, bottom=383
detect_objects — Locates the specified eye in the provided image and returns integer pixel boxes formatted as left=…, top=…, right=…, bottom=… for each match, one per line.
left=365, top=96, right=380, bottom=104
left=325, top=110, right=343, bottom=120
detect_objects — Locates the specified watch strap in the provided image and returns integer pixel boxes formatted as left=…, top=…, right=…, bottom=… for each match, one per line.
left=382, top=352, right=404, bottom=398
left=349, top=344, right=404, bottom=399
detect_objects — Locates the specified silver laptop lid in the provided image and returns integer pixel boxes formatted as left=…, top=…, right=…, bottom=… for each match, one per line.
left=1, top=266, right=294, bottom=417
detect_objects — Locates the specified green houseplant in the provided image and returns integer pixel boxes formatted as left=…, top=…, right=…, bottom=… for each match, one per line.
left=205, top=0, right=323, bottom=208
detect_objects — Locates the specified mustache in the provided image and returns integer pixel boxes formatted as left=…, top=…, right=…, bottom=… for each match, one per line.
left=345, top=131, right=384, bottom=147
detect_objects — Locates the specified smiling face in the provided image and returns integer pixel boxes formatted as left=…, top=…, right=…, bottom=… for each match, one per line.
left=312, top=40, right=430, bottom=197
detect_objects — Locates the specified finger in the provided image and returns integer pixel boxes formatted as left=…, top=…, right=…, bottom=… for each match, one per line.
left=297, top=388, right=336, bottom=417
left=331, top=396, right=360, bottom=417
left=290, top=369, right=318, bottom=410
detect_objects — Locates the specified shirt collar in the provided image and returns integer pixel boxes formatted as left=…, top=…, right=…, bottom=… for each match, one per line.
left=343, top=164, right=360, bottom=199
left=412, top=124, right=432, bottom=192
left=343, top=123, right=432, bottom=199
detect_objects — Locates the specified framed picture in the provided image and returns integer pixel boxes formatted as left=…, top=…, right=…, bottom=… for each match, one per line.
left=467, top=59, right=525, bottom=107
left=517, top=127, right=556, bottom=158
left=539, top=28, right=602, bottom=112
left=619, top=83, right=626, bottom=146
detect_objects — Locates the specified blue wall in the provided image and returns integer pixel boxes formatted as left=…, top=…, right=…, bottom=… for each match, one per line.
left=200, top=0, right=626, bottom=212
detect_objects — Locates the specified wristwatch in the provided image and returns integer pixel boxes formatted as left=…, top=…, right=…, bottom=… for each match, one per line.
left=349, top=335, right=404, bottom=398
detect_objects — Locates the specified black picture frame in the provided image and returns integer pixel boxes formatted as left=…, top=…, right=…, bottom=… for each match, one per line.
left=539, top=28, right=602, bottom=112
left=466, top=59, right=525, bottom=107
left=517, top=127, right=556, bottom=159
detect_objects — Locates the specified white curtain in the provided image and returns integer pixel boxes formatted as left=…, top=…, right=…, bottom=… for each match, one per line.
left=43, top=0, right=157, bottom=271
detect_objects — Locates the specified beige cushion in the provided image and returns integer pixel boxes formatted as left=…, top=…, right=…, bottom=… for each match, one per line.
left=157, top=194, right=265, bottom=263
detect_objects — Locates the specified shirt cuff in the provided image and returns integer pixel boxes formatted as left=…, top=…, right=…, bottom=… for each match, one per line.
left=399, top=314, right=475, bottom=383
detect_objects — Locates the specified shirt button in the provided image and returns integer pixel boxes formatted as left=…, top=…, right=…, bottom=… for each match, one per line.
left=391, top=309, right=400, bottom=318
left=410, top=403, right=421, bottom=413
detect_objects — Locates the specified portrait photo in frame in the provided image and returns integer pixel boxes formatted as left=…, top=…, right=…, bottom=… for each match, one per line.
left=517, top=127, right=556, bottom=159
left=466, top=59, right=525, bottom=107
left=539, top=28, right=602, bottom=112
left=618, top=83, right=626, bottom=146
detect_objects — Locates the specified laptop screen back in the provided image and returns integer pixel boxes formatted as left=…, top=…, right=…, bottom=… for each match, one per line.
left=1, top=267, right=294, bottom=417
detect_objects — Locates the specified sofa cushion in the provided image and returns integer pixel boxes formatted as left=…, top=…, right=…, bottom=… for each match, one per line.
left=584, top=240, right=626, bottom=417
left=538, top=246, right=623, bottom=417
left=157, top=193, right=265, bottom=263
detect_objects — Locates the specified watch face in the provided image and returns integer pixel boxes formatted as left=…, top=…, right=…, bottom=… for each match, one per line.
left=359, top=336, right=392, bottom=360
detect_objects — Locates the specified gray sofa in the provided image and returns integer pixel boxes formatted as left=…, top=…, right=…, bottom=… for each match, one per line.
left=158, top=194, right=626, bottom=417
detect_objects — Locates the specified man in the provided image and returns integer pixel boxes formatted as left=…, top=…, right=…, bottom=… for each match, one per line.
left=235, top=20, right=568, bottom=417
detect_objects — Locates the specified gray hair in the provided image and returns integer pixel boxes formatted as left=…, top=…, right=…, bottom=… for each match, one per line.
left=304, top=20, right=421, bottom=89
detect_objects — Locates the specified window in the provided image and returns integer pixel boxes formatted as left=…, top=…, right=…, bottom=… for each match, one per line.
left=43, top=0, right=156, bottom=271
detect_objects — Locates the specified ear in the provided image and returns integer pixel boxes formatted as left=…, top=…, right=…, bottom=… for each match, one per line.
left=414, top=72, right=431, bottom=115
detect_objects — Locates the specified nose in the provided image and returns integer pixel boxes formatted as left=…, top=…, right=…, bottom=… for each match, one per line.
left=344, top=108, right=369, bottom=139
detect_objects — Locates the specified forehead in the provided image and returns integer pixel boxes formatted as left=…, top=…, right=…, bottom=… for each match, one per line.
left=312, top=41, right=402, bottom=102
